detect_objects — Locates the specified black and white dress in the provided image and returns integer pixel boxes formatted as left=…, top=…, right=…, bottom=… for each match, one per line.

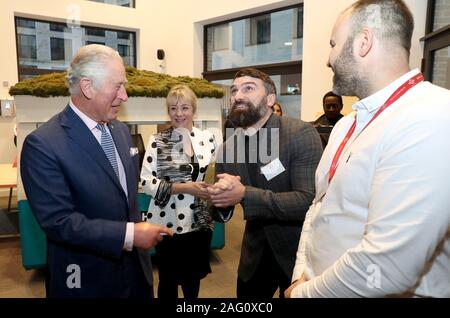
left=140, top=126, right=216, bottom=280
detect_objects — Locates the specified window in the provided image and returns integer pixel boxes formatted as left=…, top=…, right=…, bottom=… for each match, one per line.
left=87, top=0, right=134, bottom=8
left=204, top=4, right=303, bottom=119
left=17, top=34, right=36, bottom=59
left=246, top=15, right=271, bottom=46
left=16, top=19, right=35, bottom=29
left=15, top=17, right=136, bottom=81
left=86, top=27, right=105, bottom=37
left=295, top=6, right=303, bottom=39
left=118, top=44, right=133, bottom=66
left=86, top=41, right=106, bottom=45
left=431, top=46, right=450, bottom=89
left=117, top=44, right=129, bottom=56
left=422, top=0, right=450, bottom=88
left=51, top=38, right=65, bottom=61
left=213, top=24, right=229, bottom=51
left=117, top=31, right=130, bottom=39
left=50, top=23, right=71, bottom=33
left=204, top=5, right=302, bottom=72
left=433, top=0, right=450, bottom=32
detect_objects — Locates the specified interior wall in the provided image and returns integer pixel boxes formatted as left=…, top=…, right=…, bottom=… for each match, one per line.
left=301, top=0, right=427, bottom=121
left=0, top=0, right=296, bottom=165
left=0, top=0, right=427, bottom=166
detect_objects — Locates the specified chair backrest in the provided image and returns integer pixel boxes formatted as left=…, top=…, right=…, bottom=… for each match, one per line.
left=18, top=200, right=47, bottom=270
left=17, top=193, right=225, bottom=269
left=137, top=192, right=225, bottom=250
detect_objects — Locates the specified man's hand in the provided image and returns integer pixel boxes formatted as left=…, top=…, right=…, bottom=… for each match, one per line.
left=284, top=275, right=307, bottom=298
left=133, top=222, right=173, bottom=250
left=187, top=181, right=210, bottom=199
left=207, top=173, right=245, bottom=207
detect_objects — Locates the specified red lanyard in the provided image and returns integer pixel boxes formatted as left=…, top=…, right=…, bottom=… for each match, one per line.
left=328, top=72, right=424, bottom=183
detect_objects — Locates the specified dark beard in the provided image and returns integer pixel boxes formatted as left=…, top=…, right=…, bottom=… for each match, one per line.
left=226, top=98, right=266, bottom=129
left=332, top=38, right=369, bottom=99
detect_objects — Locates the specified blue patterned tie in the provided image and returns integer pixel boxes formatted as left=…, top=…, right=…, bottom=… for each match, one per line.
left=96, top=124, right=119, bottom=178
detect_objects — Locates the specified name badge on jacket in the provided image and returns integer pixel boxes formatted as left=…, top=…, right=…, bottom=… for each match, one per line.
left=261, top=158, right=285, bottom=181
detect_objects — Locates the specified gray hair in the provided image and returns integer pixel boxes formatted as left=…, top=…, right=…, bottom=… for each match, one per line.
left=66, top=44, right=122, bottom=94
left=348, top=0, right=414, bottom=53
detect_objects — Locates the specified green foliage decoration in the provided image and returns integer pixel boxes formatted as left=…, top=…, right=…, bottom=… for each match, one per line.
left=9, top=66, right=224, bottom=98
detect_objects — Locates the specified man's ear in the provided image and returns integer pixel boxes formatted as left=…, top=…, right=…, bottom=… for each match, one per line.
left=267, top=93, right=276, bottom=108
left=79, top=78, right=94, bottom=99
left=357, top=27, right=373, bottom=57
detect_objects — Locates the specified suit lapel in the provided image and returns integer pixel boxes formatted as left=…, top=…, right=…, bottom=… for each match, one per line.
left=233, top=129, right=251, bottom=185
left=60, top=106, right=126, bottom=196
left=249, top=114, right=280, bottom=186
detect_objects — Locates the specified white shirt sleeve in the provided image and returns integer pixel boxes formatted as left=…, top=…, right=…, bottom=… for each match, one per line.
left=123, top=222, right=134, bottom=251
left=292, top=112, right=450, bottom=297
left=292, top=203, right=314, bottom=282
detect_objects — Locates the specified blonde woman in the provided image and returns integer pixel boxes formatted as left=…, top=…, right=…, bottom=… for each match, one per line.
left=140, top=85, right=216, bottom=298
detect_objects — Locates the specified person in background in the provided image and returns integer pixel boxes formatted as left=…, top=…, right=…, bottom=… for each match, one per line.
left=313, top=91, right=344, bottom=147
left=208, top=68, right=322, bottom=298
left=286, top=0, right=450, bottom=298
left=272, top=102, right=283, bottom=116
left=21, top=44, right=172, bottom=298
left=313, top=91, right=344, bottom=127
left=140, top=85, right=217, bottom=299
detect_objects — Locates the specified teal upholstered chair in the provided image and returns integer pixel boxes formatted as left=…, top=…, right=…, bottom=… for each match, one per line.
left=18, top=194, right=225, bottom=270
left=18, top=200, right=47, bottom=270
left=137, top=193, right=225, bottom=252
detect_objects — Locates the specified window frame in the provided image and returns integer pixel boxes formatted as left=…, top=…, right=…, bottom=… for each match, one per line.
left=245, top=14, right=271, bottom=46
left=50, top=37, right=66, bottom=61
left=421, top=0, right=450, bottom=82
left=14, top=16, right=137, bottom=79
left=202, top=3, right=303, bottom=82
left=86, top=0, right=135, bottom=9
left=17, top=34, right=37, bottom=60
left=85, top=27, right=106, bottom=37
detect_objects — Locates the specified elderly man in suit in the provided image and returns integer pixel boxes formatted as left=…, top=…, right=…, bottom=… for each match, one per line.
left=208, top=68, right=322, bottom=298
left=21, top=44, right=172, bottom=298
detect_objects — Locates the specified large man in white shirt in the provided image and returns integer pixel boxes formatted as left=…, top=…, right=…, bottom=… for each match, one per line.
left=286, top=0, right=450, bottom=298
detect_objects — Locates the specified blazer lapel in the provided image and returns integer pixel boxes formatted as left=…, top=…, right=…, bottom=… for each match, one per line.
left=233, top=128, right=251, bottom=185
left=60, top=106, right=125, bottom=195
left=252, top=114, right=280, bottom=186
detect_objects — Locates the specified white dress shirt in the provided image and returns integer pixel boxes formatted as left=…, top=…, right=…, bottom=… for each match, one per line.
left=69, top=100, right=134, bottom=251
left=292, top=69, right=450, bottom=297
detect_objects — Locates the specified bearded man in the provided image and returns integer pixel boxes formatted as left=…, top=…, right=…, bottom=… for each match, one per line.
left=207, top=68, right=323, bottom=298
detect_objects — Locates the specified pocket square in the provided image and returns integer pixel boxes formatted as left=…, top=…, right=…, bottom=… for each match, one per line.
left=130, top=147, right=139, bottom=157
